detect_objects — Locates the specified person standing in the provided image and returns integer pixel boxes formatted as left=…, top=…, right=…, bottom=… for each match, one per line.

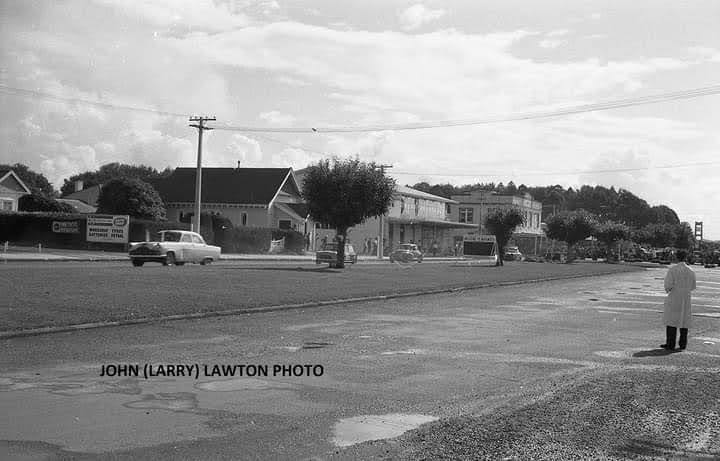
left=660, top=249, right=697, bottom=351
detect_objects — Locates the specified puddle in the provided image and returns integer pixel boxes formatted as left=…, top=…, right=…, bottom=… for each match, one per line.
left=332, top=413, right=438, bottom=447
left=381, top=349, right=426, bottom=355
left=588, top=298, right=599, bottom=302
left=302, top=341, right=333, bottom=349
left=196, top=378, right=296, bottom=392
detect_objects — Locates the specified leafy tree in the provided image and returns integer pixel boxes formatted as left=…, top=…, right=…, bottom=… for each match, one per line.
left=544, top=210, right=598, bottom=262
left=303, top=157, right=395, bottom=268
left=0, top=163, right=56, bottom=197
left=484, top=207, right=525, bottom=266
left=19, top=194, right=75, bottom=212
left=61, top=163, right=174, bottom=196
left=651, top=205, right=680, bottom=225
left=636, top=223, right=677, bottom=248
left=96, top=178, right=166, bottom=220
left=594, top=221, right=630, bottom=262
left=674, top=222, right=695, bottom=249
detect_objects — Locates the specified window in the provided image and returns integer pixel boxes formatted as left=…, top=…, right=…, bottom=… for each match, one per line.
left=446, top=203, right=451, bottom=214
left=414, top=198, right=419, bottom=216
left=400, top=197, right=405, bottom=214
left=192, top=235, right=204, bottom=244
left=181, top=234, right=192, bottom=243
left=1, top=199, right=13, bottom=211
left=459, top=207, right=474, bottom=223
left=241, top=212, right=248, bottom=226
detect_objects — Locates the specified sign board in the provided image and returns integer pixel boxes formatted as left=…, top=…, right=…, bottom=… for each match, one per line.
left=86, top=214, right=129, bottom=243
left=463, top=234, right=498, bottom=265
left=52, top=221, right=79, bottom=234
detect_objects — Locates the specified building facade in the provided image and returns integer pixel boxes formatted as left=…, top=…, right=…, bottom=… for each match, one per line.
left=0, top=169, right=31, bottom=211
left=152, top=167, right=309, bottom=232
left=323, top=185, right=476, bottom=255
left=449, top=190, right=544, bottom=255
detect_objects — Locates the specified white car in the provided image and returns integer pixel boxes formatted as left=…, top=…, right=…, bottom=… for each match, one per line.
left=129, top=230, right=221, bottom=266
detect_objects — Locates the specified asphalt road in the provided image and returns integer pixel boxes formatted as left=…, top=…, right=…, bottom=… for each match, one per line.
left=1, top=267, right=719, bottom=460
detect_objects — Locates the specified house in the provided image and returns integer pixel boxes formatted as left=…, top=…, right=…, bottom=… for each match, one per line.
left=152, top=167, right=308, bottom=231
left=0, top=169, right=31, bottom=211
left=63, top=181, right=102, bottom=208
left=450, top=190, right=544, bottom=255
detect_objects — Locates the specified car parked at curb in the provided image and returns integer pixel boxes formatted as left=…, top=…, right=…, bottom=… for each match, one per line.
left=389, top=243, right=423, bottom=263
left=315, top=242, right=357, bottom=267
left=129, top=230, right=221, bottom=266
left=503, top=246, right=524, bottom=261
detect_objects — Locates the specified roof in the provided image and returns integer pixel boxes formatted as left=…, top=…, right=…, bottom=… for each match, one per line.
left=152, top=168, right=297, bottom=205
left=396, top=185, right=457, bottom=204
left=63, top=184, right=102, bottom=206
left=0, top=169, right=32, bottom=194
left=56, top=198, right=97, bottom=213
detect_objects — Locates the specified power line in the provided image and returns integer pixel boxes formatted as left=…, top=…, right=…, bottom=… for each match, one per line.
left=3, top=82, right=720, bottom=133
left=0, top=84, right=189, bottom=118
left=213, top=84, right=720, bottom=133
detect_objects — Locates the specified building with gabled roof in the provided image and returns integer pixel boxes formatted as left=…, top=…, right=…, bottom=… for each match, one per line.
left=151, top=167, right=308, bottom=231
left=0, top=169, right=32, bottom=211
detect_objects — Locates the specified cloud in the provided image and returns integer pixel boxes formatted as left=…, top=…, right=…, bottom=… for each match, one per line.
left=539, top=39, right=567, bottom=49
left=223, top=134, right=264, bottom=166
left=398, top=4, right=446, bottom=31
left=259, top=110, right=296, bottom=125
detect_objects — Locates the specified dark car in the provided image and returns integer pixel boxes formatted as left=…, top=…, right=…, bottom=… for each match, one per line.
left=315, top=242, right=357, bottom=267
left=389, top=243, right=423, bottom=263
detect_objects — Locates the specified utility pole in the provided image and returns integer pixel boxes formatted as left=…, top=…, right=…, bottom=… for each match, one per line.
left=189, top=116, right=215, bottom=234
left=377, top=164, right=393, bottom=260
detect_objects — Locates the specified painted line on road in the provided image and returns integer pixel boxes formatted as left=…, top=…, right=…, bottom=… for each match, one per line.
left=0, top=268, right=643, bottom=340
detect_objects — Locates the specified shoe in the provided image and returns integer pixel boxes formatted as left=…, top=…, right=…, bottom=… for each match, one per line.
left=660, top=344, right=675, bottom=350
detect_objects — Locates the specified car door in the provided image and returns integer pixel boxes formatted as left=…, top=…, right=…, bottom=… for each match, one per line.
left=179, top=233, right=193, bottom=262
left=191, top=234, right=205, bottom=262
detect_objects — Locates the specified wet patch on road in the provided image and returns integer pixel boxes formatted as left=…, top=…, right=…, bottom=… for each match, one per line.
left=332, top=413, right=438, bottom=447
left=196, top=378, right=296, bottom=392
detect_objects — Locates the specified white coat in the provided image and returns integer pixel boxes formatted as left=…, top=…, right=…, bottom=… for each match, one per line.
left=663, top=262, right=697, bottom=328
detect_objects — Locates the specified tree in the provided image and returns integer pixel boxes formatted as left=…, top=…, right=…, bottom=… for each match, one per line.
left=0, top=163, right=56, bottom=197
left=61, top=163, right=173, bottom=196
left=96, top=178, right=166, bottom=220
left=544, top=210, right=598, bottom=262
left=674, top=222, right=695, bottom=249
left=19, top=194, right=75, bottom=212
left=636, top=223, right=677, bottom=248
left=302, top=157, right=395, bottom=268
left=484, top=208, right=525, bottom=266
left=594, top=221, right=630, bottom=262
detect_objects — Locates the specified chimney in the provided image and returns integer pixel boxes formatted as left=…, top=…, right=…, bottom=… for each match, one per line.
left=74, top=180, right=84, bottom=192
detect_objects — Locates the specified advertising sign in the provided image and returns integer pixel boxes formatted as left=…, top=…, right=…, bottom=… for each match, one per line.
left=52, top=221, right=80, bottom=234
left=86, top=214, right=130, bottom=243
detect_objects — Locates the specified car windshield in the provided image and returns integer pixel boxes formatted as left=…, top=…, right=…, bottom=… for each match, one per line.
left=160, top=231, right=182, bottom=242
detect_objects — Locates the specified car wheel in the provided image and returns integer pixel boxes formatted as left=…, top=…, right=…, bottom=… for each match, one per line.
left=200, top=258, right=212, bottom=265
left=131, top=260, right=144, bottom=267
left=164, top=252, right=176, bottom=266
left=389, top=257, right=395, bottom=263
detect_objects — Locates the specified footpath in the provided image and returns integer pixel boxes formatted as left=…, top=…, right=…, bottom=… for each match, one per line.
left=0, top=245, right=462, bottom=263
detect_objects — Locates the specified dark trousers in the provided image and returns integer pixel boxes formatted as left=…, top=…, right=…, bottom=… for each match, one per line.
left=664, top=326, right=689, bottom=350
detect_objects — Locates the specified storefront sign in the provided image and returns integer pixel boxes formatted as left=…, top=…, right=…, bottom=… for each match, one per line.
left=52, top=221, right=80, bottom=234
left=86, top=214, right=129, bottom=243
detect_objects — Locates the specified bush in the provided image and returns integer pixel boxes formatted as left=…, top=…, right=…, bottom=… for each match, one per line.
left=271, top=229, right=305, bottom=253
left=19, top=194, right=75, bottom=213
left=221, top=226, right=272, bottom=253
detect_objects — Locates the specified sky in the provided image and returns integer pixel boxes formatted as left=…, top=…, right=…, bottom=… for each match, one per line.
left=1, top=0, right=719, bottom=238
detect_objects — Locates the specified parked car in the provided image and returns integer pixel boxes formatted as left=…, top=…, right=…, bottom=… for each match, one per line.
left=129, top=230, right=221, bottom=266
left=315, top=242, right=357, bottom=267
left=503, top=246, right=524, bottom=261
left=389, top=243, right=424, bottom=263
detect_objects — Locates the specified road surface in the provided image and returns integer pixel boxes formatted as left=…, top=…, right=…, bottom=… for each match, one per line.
left=1, top=267, right=719, bottom=459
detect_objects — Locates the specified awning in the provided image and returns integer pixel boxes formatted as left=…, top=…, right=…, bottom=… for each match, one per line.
left=386, top=217, right=477, bottom=229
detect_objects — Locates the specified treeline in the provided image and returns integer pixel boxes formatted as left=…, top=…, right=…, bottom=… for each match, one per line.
left=412, top=181, right=680, bottom=228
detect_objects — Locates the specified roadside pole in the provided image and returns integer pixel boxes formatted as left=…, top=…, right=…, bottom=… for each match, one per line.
left=377, top=164, right=393, bottom=260
left=189, top=116, right=216, bottom=234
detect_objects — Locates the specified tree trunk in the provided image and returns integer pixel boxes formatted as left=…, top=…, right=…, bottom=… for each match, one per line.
left=496, top=243, right=504, bottom=266
left=335, top=230, right=346, bottom=269
left=566, top=243, right=574, bottom=263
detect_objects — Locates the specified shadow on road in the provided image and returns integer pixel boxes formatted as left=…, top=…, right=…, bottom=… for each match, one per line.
left=224, top=266, right=341, bottom=273
left=632, top=348, right=681, bottom=357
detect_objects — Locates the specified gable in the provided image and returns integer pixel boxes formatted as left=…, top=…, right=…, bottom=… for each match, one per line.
left=0, top=172, right=31, bottom=193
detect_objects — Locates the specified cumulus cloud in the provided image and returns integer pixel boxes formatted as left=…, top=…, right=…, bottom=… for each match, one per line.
left=223, top=134, right=264, bottom=166
left=398, top=4, right=446, bottom=31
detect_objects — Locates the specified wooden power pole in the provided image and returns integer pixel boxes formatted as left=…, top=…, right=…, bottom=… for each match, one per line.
left=189, top=116, right=215, bottom=234
left=377, top=164, right=393, bottom=259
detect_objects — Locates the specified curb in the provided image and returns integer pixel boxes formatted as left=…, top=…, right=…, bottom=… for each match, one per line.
left=0, top=267, right=642, bottom=340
